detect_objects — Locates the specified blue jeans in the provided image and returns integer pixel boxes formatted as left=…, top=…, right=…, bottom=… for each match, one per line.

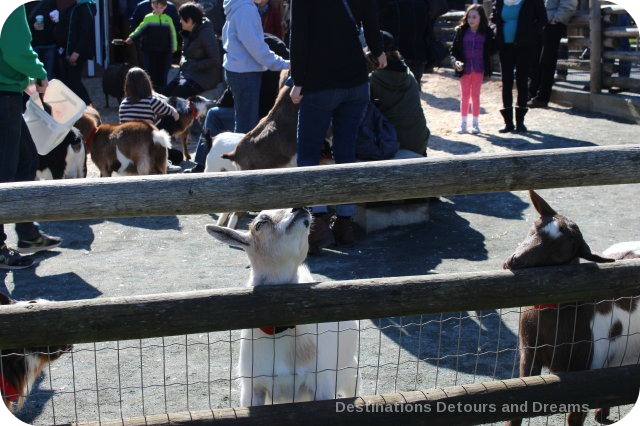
left=194, top=106, right=235, bottom=166
left=297, top=82, right=369, bottom=217
left=614, top=14, right=632, bottom=78
left=0, top=93, right=42, bottom=244
left=224, top=69, right=262, bottom=133
left=34, top=45, right=56, bottom=80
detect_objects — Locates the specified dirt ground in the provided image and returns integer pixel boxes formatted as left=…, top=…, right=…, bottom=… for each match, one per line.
left=3, top=69, right=639, bottom=426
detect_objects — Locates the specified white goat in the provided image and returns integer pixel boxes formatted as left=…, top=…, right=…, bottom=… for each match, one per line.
left=204, top=132, right=244, bottom=228
left=206, top=208, right=359, bottom=406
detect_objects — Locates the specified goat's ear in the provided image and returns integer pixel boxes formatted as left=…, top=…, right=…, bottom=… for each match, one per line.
left=206, top=224, right=250, bottom=248
left=529, top=190, right=558, bottom=216
left=579, top=240, right=615, bottom=263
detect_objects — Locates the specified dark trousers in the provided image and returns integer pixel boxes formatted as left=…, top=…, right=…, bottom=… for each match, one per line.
left=499, top=44, right=532, bottom=109
left=143, top=51, right=172, bottom=93
left=529, top=23, right=567, bottom=103
left=57, top=55, right=92, bottom=105
left=164, top=77, right=204, bottom=98
left=0, top=93, right=42, bottom=245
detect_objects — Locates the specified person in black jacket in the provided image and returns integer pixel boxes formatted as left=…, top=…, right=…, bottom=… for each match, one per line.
left=54, top=0, right=96, bottom=105
left=289, top=0, right=386, bottom=254
left=377, top=0, right=429, bottom=87
left=25, top=0, right=58, bottom=80
left=165, top=2, right=221, bottom=98
left=491, top=0, right=546, bottom=133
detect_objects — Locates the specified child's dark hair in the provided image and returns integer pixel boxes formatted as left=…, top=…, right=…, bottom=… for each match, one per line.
left=456, top=4, right=489, bottom=33
left=151, top=0, right=168, bottom=5
left=124, top=67, right=153, bottom=102
left=178, top=2, right=205, bottom=25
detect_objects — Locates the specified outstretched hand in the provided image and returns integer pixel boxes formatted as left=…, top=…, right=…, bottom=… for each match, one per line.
left=290, top=85, right=303, bottom=104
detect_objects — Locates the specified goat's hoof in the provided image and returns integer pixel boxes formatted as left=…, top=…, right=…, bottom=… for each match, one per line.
left=594, top=408, right=612, bottom=424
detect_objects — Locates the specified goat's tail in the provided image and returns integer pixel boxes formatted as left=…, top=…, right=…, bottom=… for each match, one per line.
left=152, top=129, right=172, bottom=149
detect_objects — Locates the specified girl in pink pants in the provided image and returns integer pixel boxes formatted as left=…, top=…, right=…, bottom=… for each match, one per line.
left=449, top=4, right=496, bottom=134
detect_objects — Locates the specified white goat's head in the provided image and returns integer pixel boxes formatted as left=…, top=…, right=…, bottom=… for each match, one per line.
left=503, top=190, right=614, bottom=269
left=206, top=208, right=311, bottom=281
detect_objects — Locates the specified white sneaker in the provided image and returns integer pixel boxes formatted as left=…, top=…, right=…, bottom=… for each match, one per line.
left=470, top=124, right=480, bottom=134
left=456, top=124, right=467, bottom=134
left=167, top=161, right=182, bottom=173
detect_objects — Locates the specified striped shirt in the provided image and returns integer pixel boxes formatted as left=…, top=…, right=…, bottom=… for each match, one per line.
left=119, top=96, right=176, bottom=124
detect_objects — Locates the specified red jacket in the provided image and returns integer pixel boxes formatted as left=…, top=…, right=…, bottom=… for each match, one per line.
left=261, top=2, right=284, bottom=41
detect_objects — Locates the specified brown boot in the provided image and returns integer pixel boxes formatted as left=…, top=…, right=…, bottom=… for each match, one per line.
left=331, top=216, right=354, bottom=246
left=308, top=213, right=335, bottom=255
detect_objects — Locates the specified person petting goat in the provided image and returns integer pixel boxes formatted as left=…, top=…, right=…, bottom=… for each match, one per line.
left=289, top=0, right=386, bottom=254
left=118, top=67, right=182, bottom=171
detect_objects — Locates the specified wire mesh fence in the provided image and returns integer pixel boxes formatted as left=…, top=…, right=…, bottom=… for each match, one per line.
left=4, top=302, right=635, bottom=425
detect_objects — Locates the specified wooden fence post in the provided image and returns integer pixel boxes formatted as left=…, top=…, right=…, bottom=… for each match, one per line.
left=590, top=0, right=603, bottom=94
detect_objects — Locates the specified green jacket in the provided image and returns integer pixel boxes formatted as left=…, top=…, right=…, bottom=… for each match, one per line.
left=0, top=6, right=47, bottom=93
left=369, top=65, right=430, bottom=156
left=130, top=12, right=178, bottom=53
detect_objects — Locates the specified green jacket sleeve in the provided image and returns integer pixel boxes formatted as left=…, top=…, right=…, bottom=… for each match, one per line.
left=0, top=6, right=47, bottom=92
left=169, top=17, right=177, bottom=53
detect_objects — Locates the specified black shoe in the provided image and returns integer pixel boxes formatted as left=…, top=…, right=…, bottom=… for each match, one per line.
left=1, top=244, right=35, bottom=269
left=527, top=97, right=548, bottom=109
left=17, top=232, right=61, bottom=254
left=183, top=164, right=205, bottom=173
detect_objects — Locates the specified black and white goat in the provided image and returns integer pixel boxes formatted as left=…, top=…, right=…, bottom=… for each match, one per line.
left=504, top=190, right=640, bottom=426
left=206, top=208, right=359, bottom=406
left=0, top=292, right=72, bottom=412
left=36, top=127, right=86, bottom=180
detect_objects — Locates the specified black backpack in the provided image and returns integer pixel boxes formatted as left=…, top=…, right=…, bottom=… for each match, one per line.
left=355, top=102, right=400, bottom=161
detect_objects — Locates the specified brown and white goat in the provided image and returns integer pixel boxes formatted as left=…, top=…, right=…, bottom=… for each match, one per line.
left=206, top=208, right=359, bottom=405
left=209, top=81, right=331, bottom=228
left=504, top=190, right=640, bottom=426
left=204, top=83, right=299, bottom=228
left=0, top=292, right=72, bottom=412
left=76, top=106, right=171, bottom=177
left=160, top=95, right=215, bottom=161
left=220, top=83, right=299, bottom=171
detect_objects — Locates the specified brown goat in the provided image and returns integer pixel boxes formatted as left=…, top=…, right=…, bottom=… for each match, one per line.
left=504, top=190, right=640, bottom=426
left=221, top=83, right=299, bottom=170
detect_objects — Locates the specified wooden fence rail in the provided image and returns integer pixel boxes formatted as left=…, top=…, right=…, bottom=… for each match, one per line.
left=1, top=145, right=639, bottom=224
left=71, top=365, right=640, bottom=426
left=1, top=260, right=639, bottom=348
